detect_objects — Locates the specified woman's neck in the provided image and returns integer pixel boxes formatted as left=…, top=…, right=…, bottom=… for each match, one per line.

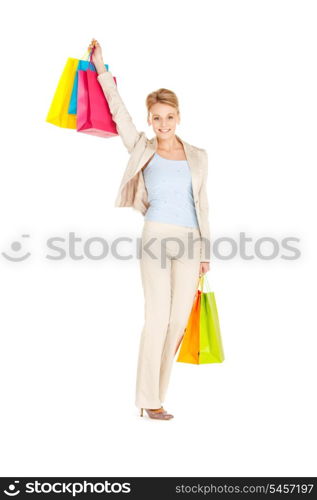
left=156, top=134, right=182, bottom=152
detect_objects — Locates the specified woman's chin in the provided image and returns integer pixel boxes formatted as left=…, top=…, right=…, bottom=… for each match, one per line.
left=156, top=130, right=174, bottom=138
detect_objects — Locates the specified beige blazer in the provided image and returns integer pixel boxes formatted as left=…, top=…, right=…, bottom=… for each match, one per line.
left=97, top=71, right=211, bottom=262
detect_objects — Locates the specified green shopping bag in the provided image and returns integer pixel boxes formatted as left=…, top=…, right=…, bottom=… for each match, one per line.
left=199, top=273, right=225, bottom=363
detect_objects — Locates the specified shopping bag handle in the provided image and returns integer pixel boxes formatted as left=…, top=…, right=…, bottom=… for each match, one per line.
left=79, top=46, right=96, bottom=71
left=197, top=272, right=211, bottom=293
left=80, top=49, right=90, bottom=60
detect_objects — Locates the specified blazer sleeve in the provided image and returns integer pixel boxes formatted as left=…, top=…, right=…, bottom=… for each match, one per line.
left=97, top=71, right=143, bottom=153
left=199, top=150, right=212, bottom=262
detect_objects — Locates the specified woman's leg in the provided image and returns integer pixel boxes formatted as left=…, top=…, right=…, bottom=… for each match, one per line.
left=159, top=228, right=201, bottom=403
left=135, top=222, right=173, bottom=409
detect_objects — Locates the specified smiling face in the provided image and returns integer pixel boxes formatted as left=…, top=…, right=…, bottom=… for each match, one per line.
left=147, top=102, right=180, bottom=139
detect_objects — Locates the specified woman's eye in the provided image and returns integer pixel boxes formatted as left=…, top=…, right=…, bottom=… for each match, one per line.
left=153, top=116, right=173, bottom=121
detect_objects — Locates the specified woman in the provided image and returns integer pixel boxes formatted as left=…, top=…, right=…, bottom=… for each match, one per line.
left=88, top=38, right=211, bottom=420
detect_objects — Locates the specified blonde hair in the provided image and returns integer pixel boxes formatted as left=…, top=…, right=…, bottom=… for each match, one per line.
left=146, top=88, right=180, bottom=119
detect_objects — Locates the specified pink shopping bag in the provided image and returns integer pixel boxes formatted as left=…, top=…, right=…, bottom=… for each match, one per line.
left=76, top=64, right=118, bottom=138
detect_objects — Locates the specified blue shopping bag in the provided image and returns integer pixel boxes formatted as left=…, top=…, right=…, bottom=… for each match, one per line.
left=68, top=50, right=109, bottom=114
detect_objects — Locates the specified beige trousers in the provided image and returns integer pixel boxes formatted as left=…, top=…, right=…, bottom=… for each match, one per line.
left=135, top=220, right=202, bottom=409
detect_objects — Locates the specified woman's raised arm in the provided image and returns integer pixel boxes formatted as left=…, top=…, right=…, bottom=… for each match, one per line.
left=88, top=39, right=142, bottom=153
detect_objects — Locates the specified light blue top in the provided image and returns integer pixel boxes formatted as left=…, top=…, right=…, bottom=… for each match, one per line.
left=142, top=153, right=199, bottom=228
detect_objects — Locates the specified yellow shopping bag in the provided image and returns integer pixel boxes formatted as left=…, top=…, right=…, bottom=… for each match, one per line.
left=46, top=53, right=88, bottom=129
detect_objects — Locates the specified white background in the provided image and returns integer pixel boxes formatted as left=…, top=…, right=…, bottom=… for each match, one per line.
left=0, top=0, right=316, bottom=477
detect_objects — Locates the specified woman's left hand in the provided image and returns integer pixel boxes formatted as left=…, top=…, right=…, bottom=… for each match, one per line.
left=199, top=261, right=210, bottom=275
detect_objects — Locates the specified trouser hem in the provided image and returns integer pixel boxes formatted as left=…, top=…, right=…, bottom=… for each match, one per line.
left=135, top=399, right=162, bottom=409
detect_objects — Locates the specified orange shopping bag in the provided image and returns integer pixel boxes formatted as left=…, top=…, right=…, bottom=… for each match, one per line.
left=175, top=287, right=201, bottom=364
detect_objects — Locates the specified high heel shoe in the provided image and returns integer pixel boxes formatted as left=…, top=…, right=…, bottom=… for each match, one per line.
left=140, top=406, right=174, bottom=420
